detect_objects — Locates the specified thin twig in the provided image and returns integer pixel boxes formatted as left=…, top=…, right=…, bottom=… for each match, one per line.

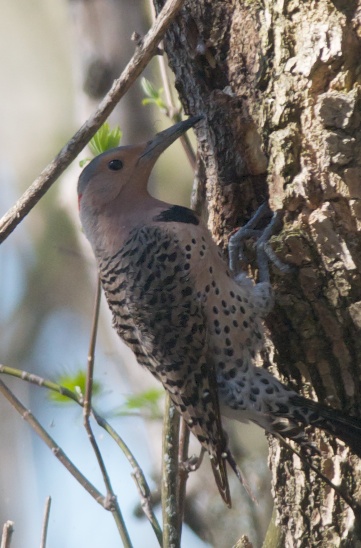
left=149, top=1, right=176, bottom=111
left=276, top=434, right=361, bottom=519
left=145, top=6, right=197, bottom=539
left=161, top=395, right=181, bottom=548
left=82, top=280, right=132, bottom=547
left=177, top=418, right=190, bottom=534
left=0, top=0, right=185, bottom=244
left=0, top=379, right=105, bottom=506
left=0, top=365, right=162, bottom=543
left=148, top=0, right=196, bottom=170
left=1, top=521, right=14, bottom=548
left=0, top=365, right=82, bottom=404
left=84, top=278, right=102, bottom=415
left=40, top=497, right=51, bottom=548
left=94, top=412, right=163, bottom=546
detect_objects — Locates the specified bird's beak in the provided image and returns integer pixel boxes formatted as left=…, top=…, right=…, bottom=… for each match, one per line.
left=140, top=115, right=203, bottom=161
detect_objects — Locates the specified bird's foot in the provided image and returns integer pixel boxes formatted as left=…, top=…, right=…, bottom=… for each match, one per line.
left=228, top=203, right=294, bottom=283
left=181, top=447, right=206, bottom=473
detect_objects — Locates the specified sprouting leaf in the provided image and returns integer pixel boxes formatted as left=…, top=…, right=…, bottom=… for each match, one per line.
left=49, top=369, right=102, bottom=404
left=79, top=123, right=122, bottom=167
left=141, top=77, right=167, bottom=113
left=116, top=388, right=164, bottom=419
left=89, top=123, right=122, bottom=156
left=141, top=77, right=161, bottom=100
left=79, top=157, right=92, bottom=168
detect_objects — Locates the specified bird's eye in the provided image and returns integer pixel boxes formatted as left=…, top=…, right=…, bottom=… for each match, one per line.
left=108, top=159, right=123, bottom=171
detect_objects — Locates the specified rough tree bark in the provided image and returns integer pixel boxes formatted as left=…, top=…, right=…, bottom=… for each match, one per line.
left=153, top=0, right=361, bottom=546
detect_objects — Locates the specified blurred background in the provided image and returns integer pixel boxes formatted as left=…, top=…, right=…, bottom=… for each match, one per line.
left=0, top=1, right=271, bottom=546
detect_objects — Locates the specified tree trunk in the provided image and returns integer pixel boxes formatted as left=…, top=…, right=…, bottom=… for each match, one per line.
left=153, top=0, right=361, bottom=545
left=69, top=0, right=152, bottom=140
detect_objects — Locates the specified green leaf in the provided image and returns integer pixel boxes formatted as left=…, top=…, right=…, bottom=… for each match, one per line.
left=88, top=122, right=122, bottom=156
left=141, top=98, right=156, bottom=106
left=116, top=388, right=164, bottom=419
left=79, top=157, right=91, bottom=168
left=79, top=123, right=122, bottom=167
left=141, top=77, right=167, bottom=113
left=49, top=370, right=102, bottom=404
left=141, top=77, right=161, bottom=99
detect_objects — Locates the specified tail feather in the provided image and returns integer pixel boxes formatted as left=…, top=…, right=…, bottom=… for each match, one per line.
left=210, top=454, right=231, bottom=507
left=226, top=449, right=256, bottom=502
left=209, top=444, right=255, bottom=506
left=291, top=395, right=361, bottom=457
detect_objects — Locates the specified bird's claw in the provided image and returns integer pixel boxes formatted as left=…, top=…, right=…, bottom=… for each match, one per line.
left=228, top=203, right=294, bottom=282
left=181, top=448, right=206, bottom=473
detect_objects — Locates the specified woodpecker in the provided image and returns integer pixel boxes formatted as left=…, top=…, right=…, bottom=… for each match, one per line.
left=78, top=116, right=361, bottom=506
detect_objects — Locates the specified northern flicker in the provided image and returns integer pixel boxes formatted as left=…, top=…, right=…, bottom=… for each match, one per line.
left=78, top=116, right=361, bottom=507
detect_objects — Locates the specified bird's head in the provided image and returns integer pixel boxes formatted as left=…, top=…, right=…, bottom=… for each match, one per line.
left=77, top=115, right=202, bottom=252
left=78, top=115, right=202, bottom=212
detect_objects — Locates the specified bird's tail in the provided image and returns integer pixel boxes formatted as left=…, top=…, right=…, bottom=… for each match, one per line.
left=210, top=454, right=232, bottom=508
left=290, top=395, right=361, bottom=457
left=209, top=448, right=255, bottom=507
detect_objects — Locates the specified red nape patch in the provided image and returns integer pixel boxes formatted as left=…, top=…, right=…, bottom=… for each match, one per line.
left=78, top=194, right=82, bottom=210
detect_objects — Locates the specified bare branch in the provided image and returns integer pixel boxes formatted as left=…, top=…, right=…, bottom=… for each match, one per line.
left=0, top=379, right=105, bottom=507
left=0, top=0, right=185, bottom=244
left=141, top=9, right=197, bottom=536
left=0, top=365, right=82, bottom=404
left=177, top=418, right=190, bottom=534
left=40, top=497, right=51, bottom=548
left=148, top=0, right=197, bottom=170
left=161, top=395, right=181, bottom=547
left=0, top=364, right=162, bottom=544
left=82, top=280, right=132, bottom=547
left=84, top=278, right=102, bottom=416
left=94, top=412, right=163, bottom=545
left=1, top=521, right=14, bottom=548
